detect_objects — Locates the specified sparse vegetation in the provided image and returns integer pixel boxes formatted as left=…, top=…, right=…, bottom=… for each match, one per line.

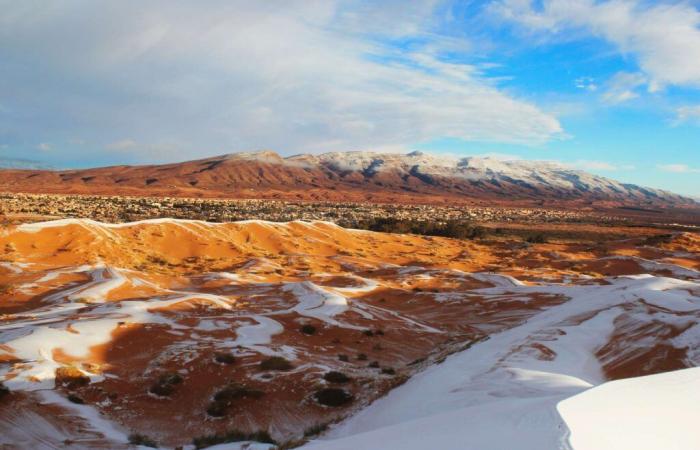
left=347, top=217, right=487, bottom=239
left=337, top=354, right=349, bottom=362
left=214, top=352, right=236, bottom=365
left=313, top=388, right=354, bottom=407
left=208, top=382, right=265, bottom=416
left=149, top=372, right=183, bottom=397
left=323, top=371, right=350, bottom=384
left=0, top=382, right=9, bottom=399
left=259, top=356, right=294, bottom=371
left=300, top=324, right=317, bottom=335
left=304, top=422, right=329, bottom=438
left=381, top=367, right=396, bottom=375
left=525, top=233, right=548, bottom=244
left=128, top=433, right=158, bottom=448
left=357, top=353, right=368, bottom=361
left=67, top=394, right=84, bottom=404
left=192, top=430, right=276, bottom=449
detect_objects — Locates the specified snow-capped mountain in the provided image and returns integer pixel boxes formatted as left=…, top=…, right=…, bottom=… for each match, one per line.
left=0, top=150, right=694, bottom=207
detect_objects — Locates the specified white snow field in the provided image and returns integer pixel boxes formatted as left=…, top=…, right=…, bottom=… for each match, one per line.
left=302, top=273, right=700, bottom=450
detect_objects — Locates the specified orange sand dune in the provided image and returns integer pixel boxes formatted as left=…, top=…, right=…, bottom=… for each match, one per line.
left=0, top=220, right=698, bottom=448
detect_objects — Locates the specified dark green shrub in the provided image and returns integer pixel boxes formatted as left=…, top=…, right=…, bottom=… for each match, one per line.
left=67, top=394, right=84, bottom=404
left=207, top=383, right=265, bottom=417
left=338, top=354, right=349, bottom=362
left=149, top=372, right=183, bottom=397
left=304, top=423, right=329, bottom=437
left=300, top=324, right=317, bottom=335
left=214, top=352, right=236, bottom=365
left=357, top=353, right=368, bottom=361
left=214, top=383, right=265, bottom=402
left=0, top=382, right=9, bottom=399
left=323, top=371, right=350, bottom=384
left=525, top=233, right=548, bottom=244
left=313, top=388, right=354, bottom=407
left=381, top=367, right=396, bottom=375
left=368, top=361, right=380, bottom=369
left=259, top=356, right=294, bottom=371
left=128, top=433, right=158, bottom=448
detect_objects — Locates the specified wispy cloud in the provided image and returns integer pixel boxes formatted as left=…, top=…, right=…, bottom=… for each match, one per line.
left=37, top=143, right=51, bottom=151
left=675, top=105, right=700, bottom=125
left=601, top=72, right=647, bottom=104
left=657, top=164, right=700, bottom=174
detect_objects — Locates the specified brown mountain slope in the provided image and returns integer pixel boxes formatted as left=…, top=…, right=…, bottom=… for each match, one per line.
left=0, top=150, right=696, bottom=208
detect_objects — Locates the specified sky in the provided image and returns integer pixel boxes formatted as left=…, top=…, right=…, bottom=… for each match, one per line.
left=1, top=0, right=699, bottom=197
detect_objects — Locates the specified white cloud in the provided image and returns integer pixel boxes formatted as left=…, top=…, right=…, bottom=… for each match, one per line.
left=575, top=76, right=597, bottom=91
left=675, top=105, right=700, bottom=125
left=37, top=142, right=51, bottom=151
left=492, top=0, right=700, bottom=90
left=601, top=71, right=647, bottom=104
left=657, top=163, right=700, bottom=173
left=0, top=1, right=563, bottom=162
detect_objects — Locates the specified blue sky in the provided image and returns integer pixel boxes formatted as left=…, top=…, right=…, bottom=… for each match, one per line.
left=1, top=0, right=699, bottom=197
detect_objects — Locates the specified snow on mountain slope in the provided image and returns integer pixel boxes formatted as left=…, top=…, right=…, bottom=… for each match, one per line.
left=293, top=151, right=684, bottom=202
left=0, top=150, right=695, bottom=206
left=303, top=273, right=700, bottom=450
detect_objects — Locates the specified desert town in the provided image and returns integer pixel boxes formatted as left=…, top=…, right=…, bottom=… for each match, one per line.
left=0, top=192, right=623, bottom=227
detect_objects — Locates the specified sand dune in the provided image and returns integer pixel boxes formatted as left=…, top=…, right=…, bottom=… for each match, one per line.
left=0, top=219, right=698, bottom=448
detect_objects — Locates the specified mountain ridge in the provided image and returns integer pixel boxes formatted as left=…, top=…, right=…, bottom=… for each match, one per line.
left=0, top=150, right=695, bottom=208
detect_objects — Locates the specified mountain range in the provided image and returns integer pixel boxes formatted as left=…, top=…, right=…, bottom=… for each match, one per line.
left=0, top=150, right=695, bottom=207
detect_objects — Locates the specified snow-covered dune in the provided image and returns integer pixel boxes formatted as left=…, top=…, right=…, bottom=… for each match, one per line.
left=303, top=274, right=700, bottom=450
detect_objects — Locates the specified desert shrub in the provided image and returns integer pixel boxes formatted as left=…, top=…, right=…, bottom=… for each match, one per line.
left=356, top=353, right=368, bottom=361
left=313, top=388, right=354, bottom=407
left=67, top=394, right=84, bottom=404
left=368, top=361, right=380, bottom=369
left=304, top=422, right=329, bottom=438
left=362, top=329, right=374, bottom=337
left=643, top=234, right=674, bottom=246
left=213, top=383, right=265, bottom=402
left=214, top=352, right=236, bottom=365
left=259, top=356, right=293, bottom=371
left=206, top=401, right=228, bottom=418
left=55, top=366, right=90, bottom=389
left=0, top=382, right=9, bottom=399
left=192, top=430, right=276, bottom=449
left=128, top=433, right=158, bottom=448
left=337, top=354, right=349, bottom=362
left=344, top=218, right=486, bottom=240
left=381, top=367, right=396, bottom=375
left=300, top=324, right=317, bottom=335
left=525, top=233, right=548, bottom=244
left=323, top=371, right=350, bottom=384
left=408, top=357, right=426, bottom=366
left=149, top=372, right=183, bottom=397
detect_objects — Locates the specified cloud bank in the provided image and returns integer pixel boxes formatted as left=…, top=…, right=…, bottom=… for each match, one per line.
left=0, top=0, right=562, bottom=163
